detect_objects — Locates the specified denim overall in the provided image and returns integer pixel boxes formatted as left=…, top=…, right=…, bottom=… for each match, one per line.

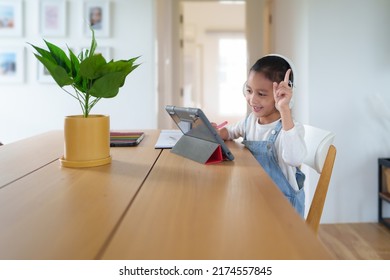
left=242, top=120, right=305, bottom=217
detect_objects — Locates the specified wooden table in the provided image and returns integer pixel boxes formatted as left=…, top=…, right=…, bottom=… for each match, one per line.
left=0, top=130, right=332, bottom=260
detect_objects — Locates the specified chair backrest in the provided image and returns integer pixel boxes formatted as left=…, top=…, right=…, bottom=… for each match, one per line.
left=303, top=125, right=337, bottom=235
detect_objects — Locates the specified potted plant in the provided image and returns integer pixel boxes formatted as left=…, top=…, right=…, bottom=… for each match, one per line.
left=29, top=28, right=140, bottom=168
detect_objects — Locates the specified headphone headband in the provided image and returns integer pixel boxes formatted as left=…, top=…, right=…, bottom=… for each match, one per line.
left=264, top=53, right=297, bottom=88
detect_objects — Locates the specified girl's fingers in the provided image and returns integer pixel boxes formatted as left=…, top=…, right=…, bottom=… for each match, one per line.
left=273, top=82, right=278, bottom=97
left=284, top=69, right=292, bottom=83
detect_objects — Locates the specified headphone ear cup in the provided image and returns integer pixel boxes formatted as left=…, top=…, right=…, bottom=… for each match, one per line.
left=288, top=73, right=294, bottom=109
left=289, top=80, right=294, bottom=109
left=289, top=95, right=294, bottom=109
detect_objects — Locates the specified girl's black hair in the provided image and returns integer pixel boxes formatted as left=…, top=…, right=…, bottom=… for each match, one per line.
left=250, top=55, right=293, bottom=85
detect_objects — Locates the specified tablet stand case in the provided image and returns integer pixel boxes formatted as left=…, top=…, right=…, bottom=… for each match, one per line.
left=171, top=134, right=223, bottom=164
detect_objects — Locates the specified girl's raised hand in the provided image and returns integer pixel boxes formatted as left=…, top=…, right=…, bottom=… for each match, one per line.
left=273, top=69, right=292, bottom=111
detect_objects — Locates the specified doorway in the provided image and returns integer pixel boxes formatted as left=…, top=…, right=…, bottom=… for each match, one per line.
left=156, top=0, right=272, bottom=129
left=181, top=1, right=247, bottom=125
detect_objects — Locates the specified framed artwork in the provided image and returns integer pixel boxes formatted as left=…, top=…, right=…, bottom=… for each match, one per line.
left=84, top=0, right=110, bottom=37
left=0, top=0, right=23, bottom=37
left=0, top=47, right=24, bottom=83
left=39, top=0, right=67, bottom=37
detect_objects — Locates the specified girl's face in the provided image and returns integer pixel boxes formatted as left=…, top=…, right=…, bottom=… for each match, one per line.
left=244, top=71, right=280, bottom=124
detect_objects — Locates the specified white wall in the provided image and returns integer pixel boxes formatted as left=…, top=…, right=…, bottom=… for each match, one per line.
left=0, top=0, right=156, bottom=144
left=273, top=0, right=390, bottom=223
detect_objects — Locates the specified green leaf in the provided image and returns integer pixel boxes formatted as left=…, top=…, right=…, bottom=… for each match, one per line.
left=68, top=48, right=88, bottom=93
left=96, top=58, right=140, bottom=77
left=128, top=56, right=141, bottom=65
left=119, top=64, right=140, bottom=87
left=78, top=49, right=86, bottom=62
left=28, top=43, right=57, bottom=64
left=34, top=55, right=73, bottom=87
left=44, top=40, right=71, bottom=73
left=88, top=72, right=128, bottom=98
left=68, top=47, right=80, bottom=79
left=79, top=54, right=107, bottom=79
left=117, top=62, right=140, bottom=87
left=88, top=27, right=97, bottom=58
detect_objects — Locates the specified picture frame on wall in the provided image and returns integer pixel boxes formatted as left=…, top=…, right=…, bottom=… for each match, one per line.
left=84, top=0, right=110, bottom=37
left=0, top=0, right=23, bottom=37
left=0, top=47, right=24, bottom=83
left=39, top=0, right=67, bottom=37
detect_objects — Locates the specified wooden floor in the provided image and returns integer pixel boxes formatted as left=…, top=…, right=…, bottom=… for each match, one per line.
left=318, top=223, right=390, bottom=259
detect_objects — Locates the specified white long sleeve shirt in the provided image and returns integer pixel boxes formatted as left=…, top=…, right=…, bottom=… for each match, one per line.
left=226, top=113, right=307, bottom=191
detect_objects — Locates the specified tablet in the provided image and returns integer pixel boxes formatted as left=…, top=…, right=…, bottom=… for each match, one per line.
left=110, top=131, right=145, bottom=147
left=165, top=105, right=234, bottom=161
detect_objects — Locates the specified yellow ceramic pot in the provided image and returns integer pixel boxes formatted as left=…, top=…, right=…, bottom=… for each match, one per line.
left=60, top=114, right=112, bottom=168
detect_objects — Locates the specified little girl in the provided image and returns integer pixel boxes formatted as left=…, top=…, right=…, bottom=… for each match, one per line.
left=216, top=54, right=307, bottom=217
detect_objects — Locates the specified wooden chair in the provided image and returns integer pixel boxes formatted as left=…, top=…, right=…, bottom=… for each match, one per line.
left=303, top=125, right=337, bottom=235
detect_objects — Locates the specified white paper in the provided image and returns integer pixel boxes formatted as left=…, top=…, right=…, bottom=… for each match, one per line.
left=155, top=130, right=183, bottom=149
